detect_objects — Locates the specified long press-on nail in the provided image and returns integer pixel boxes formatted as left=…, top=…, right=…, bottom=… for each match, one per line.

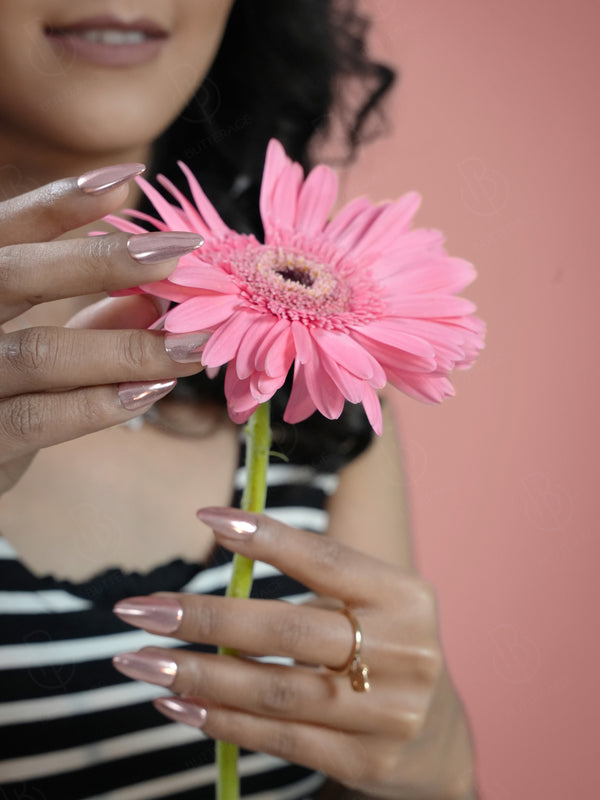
left=127, top=231, right=204, bottom=265
left=77, top=163, right=145, bottom=195
left=196, top=507, right=258, bottom=538
left=153, top=697, right=207, bottom=728
left=164, top=331, right=211, bottom=363
left=118, top=379, right=176, bottom=412
left=113, top=650, right=177, bottom=688
left=113, top=596, right=183, bottom=635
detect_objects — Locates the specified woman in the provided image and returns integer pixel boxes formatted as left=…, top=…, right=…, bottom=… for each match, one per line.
left=0, top=1, right=476, bottom=797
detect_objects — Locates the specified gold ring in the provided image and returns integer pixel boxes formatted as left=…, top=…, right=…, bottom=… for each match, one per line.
left=330, top=607, right=371, bottom=692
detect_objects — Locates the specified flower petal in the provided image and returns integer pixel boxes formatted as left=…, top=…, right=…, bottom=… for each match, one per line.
left=157, top=174, right=211, bottom=236
left=291, top=320, right=313, bottom=364
left=295, top=164, right=338, bottom=234
left=350, top=330, right=437, bottom=374
left=234, top=316, right=280, bottom=380
left=225, top=364, right=257, bottom=410
left=254, top=318, right=291, bottom=371
left=133, top=176, right=189, bottom=232
left=328, top=204, right=388, bottom=257
left=320, top=353, right=365, bottom=404
left=164, top=294, right=240, bottom=332
left=310, top=327, right=385, bottom=384
left=389, top=372, right=456, bottom=404
left=102, top=215, right=154, bottom=235
left=361, top=385, right=383, bottom=435
left=306, top=361, right=345, bottom=419
left=261, top=140, right=289, bottom=194
left=224, top=363, right=260, bottom=423
left=227, top=405, right=257, bottom=425
left=201, top=310, right=257, bottom=368
left=378, top=318, right=472, bottom=370
left=169, top=262, right=235, bottom=292
left=350, top=193, right=421, bottom=262
left=136, top=280, right=200, bottom=303
left=177, top=161, right=230, bottom=237
left=251, top=371, right=287, bottom=403
left=284, top=363, right=317, bottom=424
left=326, top=196, right=373, bottom=243
left=264, top=162, right=304, bottom=236
left=383, top=257, right=477, bottom=295
left=369, top=229, right=447, bottom=278
left=385, top=294, right=476, bottom=318
left=263, top=324, right=295, bottom=378
left=116, top=209, right=171, bottom=231
left=303, top=337, right=345, bottom=419
left=353, top=320, right=436, bottom=358
left=260, top=140, right=293, bottom=228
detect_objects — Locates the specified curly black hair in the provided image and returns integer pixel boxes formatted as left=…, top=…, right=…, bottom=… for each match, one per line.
left=147, top=0, right=396, bottom=469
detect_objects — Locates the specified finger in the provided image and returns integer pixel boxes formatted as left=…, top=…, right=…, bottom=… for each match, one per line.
left=0, top=381, right=176, bottom=464
left=152, top=697, right=371, bottom=787
left=0, top=327, right=207, bottom=398
left=113, top=594, right=354, bottom=669
left=113, top=647, right=422, bottom=738
left=66, top=295, right=169, bottom=331
left=112, top=592, right=441, bottom=690
left=196, top=507, right=402, bottom=606
left=0, top=231, right=202, bottom=323
left=0, top=164, right=143, bottom=245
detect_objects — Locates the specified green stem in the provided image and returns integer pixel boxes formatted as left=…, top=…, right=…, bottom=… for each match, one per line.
left=216, top=402, right=271, bottom=800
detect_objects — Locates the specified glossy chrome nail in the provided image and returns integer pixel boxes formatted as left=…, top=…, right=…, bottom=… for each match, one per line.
left=113, top=596, right=183, bottom=635
left=153, top=697, right=207, bottom=728
left=164, top=331, right=210, bottom=363
left=196, top=507, right=258, bottom=538
left=113, top=649, right=177, bottom=688
left=127, top=232, right=204, bottom=265
left=77, top=163, right=145, bottom=195
left=118, top=379, right=176, bottom=411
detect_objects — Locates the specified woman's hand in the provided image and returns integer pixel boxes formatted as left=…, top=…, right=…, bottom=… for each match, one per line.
left=112, top=507, right=475, bottom=800
left=0, top=164, right=207, bottom=497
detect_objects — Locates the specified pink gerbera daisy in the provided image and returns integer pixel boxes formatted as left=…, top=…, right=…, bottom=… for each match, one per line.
left=109, top=139, right=484, bottom=434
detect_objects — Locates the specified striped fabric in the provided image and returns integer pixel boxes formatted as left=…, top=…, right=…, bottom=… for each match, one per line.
left=0, top=450, right=339, bottom=799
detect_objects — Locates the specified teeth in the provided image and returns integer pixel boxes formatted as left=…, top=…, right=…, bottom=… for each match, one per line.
left=78, top=29, right=147, bottom=45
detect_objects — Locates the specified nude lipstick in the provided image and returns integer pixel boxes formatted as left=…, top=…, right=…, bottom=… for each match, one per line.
left=44, top=15, right=169, bottom=67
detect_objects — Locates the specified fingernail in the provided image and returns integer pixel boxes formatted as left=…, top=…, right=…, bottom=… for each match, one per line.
left=196, top=507, right=258, bottom=538
left=118, top=379, right=176, bottom=411
left=165, top=331, right=210, bottom=363
left=113, top=596, right=183, bottom=634
left=127, top=232, right=204, bottom=265
left=77, top=163, right=145, bottom=195
left=153, top=697, right=207, bottom=728
left=113, top=649, right=177, bottom=688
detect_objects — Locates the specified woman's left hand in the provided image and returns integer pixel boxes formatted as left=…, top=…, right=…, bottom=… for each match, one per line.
left=113, top=507, right=474, bottom=800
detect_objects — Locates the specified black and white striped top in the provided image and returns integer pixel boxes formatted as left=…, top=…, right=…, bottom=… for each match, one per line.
left=0, top=453, right=340, bottom=800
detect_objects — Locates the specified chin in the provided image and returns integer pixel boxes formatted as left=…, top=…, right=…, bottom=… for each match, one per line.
left=31, top=93, right=175, bottom=160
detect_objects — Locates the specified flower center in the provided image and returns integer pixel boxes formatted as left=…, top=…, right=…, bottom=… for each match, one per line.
left=242, top=246, right=355, bottom=322
left=209, top=236, right=385, bottom=331
left=275, top=265, right=314, bottom=288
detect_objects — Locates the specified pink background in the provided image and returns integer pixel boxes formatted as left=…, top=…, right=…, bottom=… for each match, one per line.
left=342, top=2, right=600, bottom=798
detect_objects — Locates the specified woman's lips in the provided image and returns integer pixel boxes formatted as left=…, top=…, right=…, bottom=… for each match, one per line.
left=44, top=16, right=169, bottom=67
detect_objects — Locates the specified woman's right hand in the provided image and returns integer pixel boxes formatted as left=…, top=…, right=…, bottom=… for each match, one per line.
left=0, top=164, right=207, bottom=497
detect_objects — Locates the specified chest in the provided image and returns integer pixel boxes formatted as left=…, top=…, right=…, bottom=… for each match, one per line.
left=0, top=417, right=239, bottom=581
